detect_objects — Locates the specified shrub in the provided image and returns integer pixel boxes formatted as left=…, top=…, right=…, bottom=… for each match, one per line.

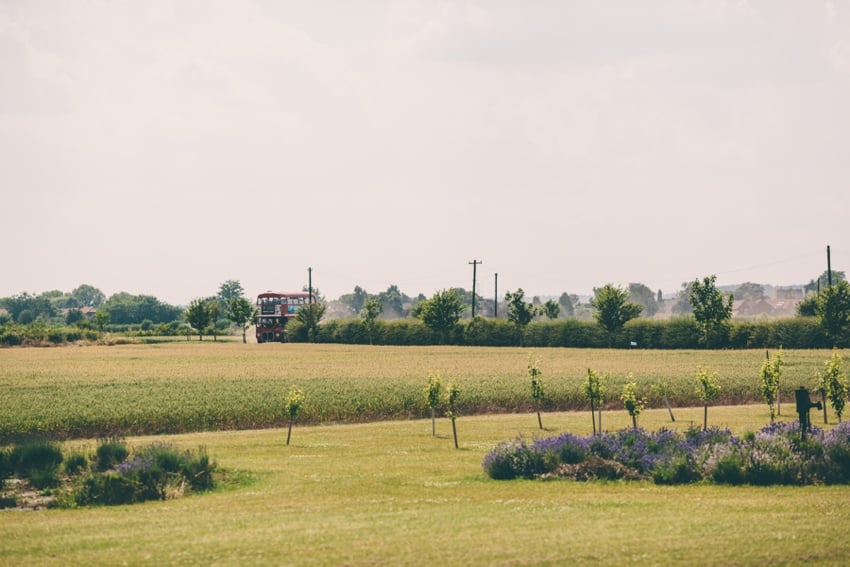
left=482, top=438, right=545, bottom=480
left=533, top=432, right=589, bottom=466
left=10, top=440, right=64, bottom=489
left=75, top=473, right=141, bottom=506
left=95, top=438, right=130, bottom=472
left=73, top=443, right=216, bottom=506
left=652, top=454, right=701, bottom=485
left=0, top=446, right=12, bottom=479
left=483, top=422, right=850, bottom=486
left=64, top=452, right=89, bottom=476
left=710, top=452, right=746, bottom=485
left=822, top=422, right=850, bottom=484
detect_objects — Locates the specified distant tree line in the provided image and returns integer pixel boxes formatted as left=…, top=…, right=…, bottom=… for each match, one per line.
left=300, top=272, right=850, bottom=349
left=3, top=270, right=849, bottom=349
left=0, top=280, right=258, bottom=345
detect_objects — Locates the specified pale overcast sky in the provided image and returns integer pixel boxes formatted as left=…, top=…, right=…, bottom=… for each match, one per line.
left=2, top=1, right=849, bottom=305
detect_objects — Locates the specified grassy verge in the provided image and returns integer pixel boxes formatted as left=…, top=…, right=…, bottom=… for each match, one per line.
left=1, top=407, right=848, bottom=565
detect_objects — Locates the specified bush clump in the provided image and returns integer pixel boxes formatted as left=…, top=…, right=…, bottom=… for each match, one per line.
left=9, top=441, right=64, bottom=489
left=484, top=422, right=850, bottom=486
left=73, top=443, right=216, bottom=506
left=95, top=438, right=130, bottom=472
left=1, top=440, right=217, bottom=509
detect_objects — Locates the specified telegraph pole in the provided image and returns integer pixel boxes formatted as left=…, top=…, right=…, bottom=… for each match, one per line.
left=469, top=259, right=482, bottom=317
left=494, top=273, right=499, bottom=318
left=827, top=245, right=832, bottom=287
left=308, top=267, right=313, bottom=303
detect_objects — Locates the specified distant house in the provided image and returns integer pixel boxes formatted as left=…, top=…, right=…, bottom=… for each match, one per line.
left=734, top=299, right=775, bottom=318
left=775, top=287, right=804, bottom=300
left=732, top=297, right=802, bottom=320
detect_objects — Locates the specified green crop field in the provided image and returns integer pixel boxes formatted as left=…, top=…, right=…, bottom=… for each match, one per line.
left=0, top=343, right=843, bottom=441
left=2, top=344, right=850, bottom=565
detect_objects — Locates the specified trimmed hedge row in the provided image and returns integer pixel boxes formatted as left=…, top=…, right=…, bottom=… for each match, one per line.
left=0, top=324, right=100, bottom=346
left=296, top=316, right=833, bottom=349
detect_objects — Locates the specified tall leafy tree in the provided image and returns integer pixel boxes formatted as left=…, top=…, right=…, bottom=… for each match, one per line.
left=296, top=302, right=327, bottom=343
left=628, top=282, right=658, bottom=317
left=1, top=292, right=55, bottom=323
left=102, top=293, right=181, bottom=324
left=590, top=284, right=642, bottom=347
left=734, top=282, right=765, bottom=301
left=360, top=296, right=383, bottom=345
left=69, top=284, right=105, bottom=308
left=504, top=289, right=535, bottom=329
left=689, top=275, right=733, bottom=348
left=816, top=280, right=850, bottom=346
left=379, top=284, right=406, bottom=318
left=217, top=280, right=244, bottom=305
left=40, top=290, right=70, bottom=311
left=797, top=293, right=819, bottom=317
left=185, top=298, right=211, bottom=340
left=558, top=292, right=575, bottom=317
left=227, top=297, right=258, bottom=344
left=339, top=285, right=369, bottom=314
left=671, top=282, right=694, bottom=315
left=417, top=289, right=463, bottom=344
left=207, top=299, right=221, bottom=341
left=541, top=299, right=560, bottom=320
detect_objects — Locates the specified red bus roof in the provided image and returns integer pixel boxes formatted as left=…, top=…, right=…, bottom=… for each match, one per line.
left=257, top=291, right=311, bottom=297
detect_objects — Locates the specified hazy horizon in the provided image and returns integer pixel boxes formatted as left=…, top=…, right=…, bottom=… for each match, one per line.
left=2, top=2, right=848, bottom=306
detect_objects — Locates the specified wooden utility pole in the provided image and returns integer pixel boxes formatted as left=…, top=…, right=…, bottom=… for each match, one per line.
left=827, top=245, right=832, bottom=287
left=494, top=273, right=499, bottom=318
left=469, top=260, right=482, bottom=317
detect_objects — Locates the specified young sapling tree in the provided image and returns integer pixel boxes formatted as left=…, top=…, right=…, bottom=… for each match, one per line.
left=445, top=382, right=460, bottom=449
left=760, top=349, right=783, bottom=423
left=424, top=371, right=443, bottom=437
left=620, top=378, right=645, bottom=429
left=528, top=356, right=545, bottom=429
left=695, top=366, right=721, bottom=431
left=822, top=349, right=847, bottom=423
left=585, top=368, right=606, bottom=435
left=285, top=386, right=305, bottom=446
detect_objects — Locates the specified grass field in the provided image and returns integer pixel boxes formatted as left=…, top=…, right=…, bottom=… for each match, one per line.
left=2, top=408, right=849, bottom=565
left=2, top=343, right=849, bottom=565
left=1, top=343, right=843, bottom=440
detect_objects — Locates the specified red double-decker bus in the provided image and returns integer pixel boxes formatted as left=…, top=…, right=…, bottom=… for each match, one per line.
left=255, top=291, right=314, bottom=343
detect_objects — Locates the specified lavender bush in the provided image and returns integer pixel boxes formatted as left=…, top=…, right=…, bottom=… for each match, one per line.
left=483, top=422, right=850, bottom=486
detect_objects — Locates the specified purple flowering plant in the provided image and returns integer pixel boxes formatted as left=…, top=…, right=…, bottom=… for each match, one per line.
left=483, top=421, right=850, bottom=486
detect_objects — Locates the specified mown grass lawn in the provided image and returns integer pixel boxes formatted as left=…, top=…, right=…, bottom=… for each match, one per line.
left=2, top=407, right=849, bottom=566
